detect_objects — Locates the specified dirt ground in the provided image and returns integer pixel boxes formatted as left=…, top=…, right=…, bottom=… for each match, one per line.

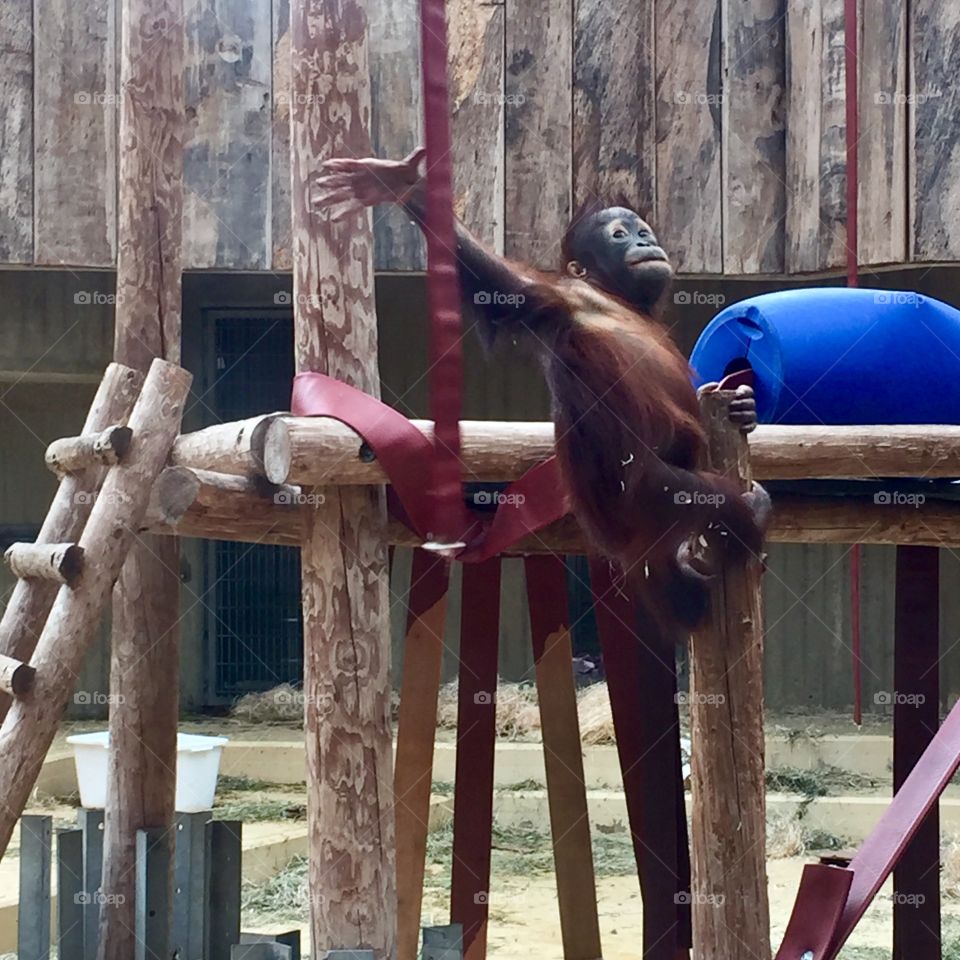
left=240, top=842, right=960, bottom=959
left=37, top=710, right=953, bottom=958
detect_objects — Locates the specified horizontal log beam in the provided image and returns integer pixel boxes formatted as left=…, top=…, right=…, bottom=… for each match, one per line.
left=144, top=473, right=960, bottom=552
left=144, top=469, right=303, bottom=545
left=170, top=414, right=282, bottom=477
left=263, top=418, right=554, bottom=485
left=253, top=419, right=960, bottom=487
left=752, top=425, right=960, bottom=479
left=5, top=542, right=84, bottom=586
left=46, top=425, right=133, bottom=476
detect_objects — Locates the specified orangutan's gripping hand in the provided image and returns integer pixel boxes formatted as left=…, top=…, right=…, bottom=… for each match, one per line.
left=310, top=148, right=426, bottom=221
left=697, top=382, right=758, bottom=434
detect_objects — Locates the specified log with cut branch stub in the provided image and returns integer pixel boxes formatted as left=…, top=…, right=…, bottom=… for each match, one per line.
left=45, top=425, right=133, bottom=476
left=4, top=542, right=85, bottom=586
left=0, top=655, right=35, bottom=698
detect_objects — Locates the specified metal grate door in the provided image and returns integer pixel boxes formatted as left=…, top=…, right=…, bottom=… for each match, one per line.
left=202, top=311, right=303, bottom=701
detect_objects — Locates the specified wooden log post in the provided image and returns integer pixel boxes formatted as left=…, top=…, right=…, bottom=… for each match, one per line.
left=0, top=363, right=143, bottom=725
left=688, top=390, right=771, bottom=960
left=97, top=0, right=186, bottom=955
left=0, top=360, right=192, bottom=859
left=289, top=0, right=396, bottom=956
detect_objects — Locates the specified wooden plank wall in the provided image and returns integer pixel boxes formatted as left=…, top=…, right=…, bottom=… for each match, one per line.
left=656, top=0, right=723, bottom=274
left=504, top=0, right=572, bottom=270
left=572, top=0, right=656, bottom=219
left=722, top=0, right=786, bottom=274
left=33, top=0, right=118, bottom=266
left=910, top=1, right=960, bottom=261
left=7, top=0, right=960, bottom=275
left=370, top=0, right=425, bottom=271
left=0, top=0, right=33, bottom=263
left=182, top=0, right=273, bottom=270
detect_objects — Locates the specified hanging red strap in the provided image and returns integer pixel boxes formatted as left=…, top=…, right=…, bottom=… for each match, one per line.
left=843, top=0, right=863, bottom=726
left=419, top=0, right=468, bottom=546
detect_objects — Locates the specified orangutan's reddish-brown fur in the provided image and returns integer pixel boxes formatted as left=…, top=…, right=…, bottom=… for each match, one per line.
left=521, top=278, right=764, bottom=628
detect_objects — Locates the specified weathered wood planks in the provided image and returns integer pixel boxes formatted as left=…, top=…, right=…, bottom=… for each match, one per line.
left=504, top=0, right=572, bottom=269
left=448, top=0, right=506, bottom=250
left=858, top=0, right=907, bottom=266
left=573, top=1, right=656, bottom=220
left=910, top=1, right=960, bottom=261
left=9, top=0, right=960, bottom=275
left=370, top=0, right=425, bottom=271
left=271, top=0, right=292, bottom=270
left=722, top=0, right=786, bottom=274
left=656, top=0, right=723, bottom=273
left=33, top=0, right=118, bottom=266
left=785, top=0, right=847, bottom=274
left=182, top=0, right=272, bottom=269
left=0, top=0, right=32, bottom=263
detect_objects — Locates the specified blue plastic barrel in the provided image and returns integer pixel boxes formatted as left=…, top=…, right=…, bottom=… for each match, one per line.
left=689, top=287, right=960, bottom=425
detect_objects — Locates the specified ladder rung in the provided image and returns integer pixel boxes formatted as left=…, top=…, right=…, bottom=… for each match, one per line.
left=45, top=424, right=133, bottom=476
left=0, top=654, right=36, bottom=698
left=5, top=543, right=85, bottom=587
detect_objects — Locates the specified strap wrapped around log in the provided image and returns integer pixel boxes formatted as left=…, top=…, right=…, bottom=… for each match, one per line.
left=45, top=424, right=133, bottom=476
left=0, top=654, right=35, bottom=698
left=5, top=543, right=85, bottom=586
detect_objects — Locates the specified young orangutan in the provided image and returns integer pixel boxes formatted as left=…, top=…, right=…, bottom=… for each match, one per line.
left=312, top=149, right=769, bottom=629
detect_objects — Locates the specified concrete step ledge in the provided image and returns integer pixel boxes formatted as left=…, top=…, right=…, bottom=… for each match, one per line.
left=36, top=735, right=898, bottom=801
left=493, top=790, right=960, bottom=845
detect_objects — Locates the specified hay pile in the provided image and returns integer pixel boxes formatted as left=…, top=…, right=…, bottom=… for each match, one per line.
left=231, top=678, right=672, bottom=748
left=231, top=683, right=304, bottom=723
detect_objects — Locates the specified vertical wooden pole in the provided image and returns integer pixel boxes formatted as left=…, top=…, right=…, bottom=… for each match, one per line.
left=395, top=551, right=449, bottom=960
left=525, top=556, right=602, bottom=960
left=98, top=0, right=185, bottom=956
left=689, top=391, right=770, bottom=960
left=289, top=1, right=396, bottom=956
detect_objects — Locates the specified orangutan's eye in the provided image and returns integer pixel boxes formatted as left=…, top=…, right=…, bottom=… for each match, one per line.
left=612, top=228, right=628, bottom=239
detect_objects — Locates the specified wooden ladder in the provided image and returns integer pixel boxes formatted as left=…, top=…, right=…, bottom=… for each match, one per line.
left=0, top=358, right=193, bottom=859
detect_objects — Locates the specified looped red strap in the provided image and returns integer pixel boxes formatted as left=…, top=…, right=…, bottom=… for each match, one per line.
left=291, top=372, right=568, bottom=560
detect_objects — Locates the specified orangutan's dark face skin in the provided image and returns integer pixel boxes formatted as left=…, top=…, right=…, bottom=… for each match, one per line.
left=564, top=207, right=674, bottom=315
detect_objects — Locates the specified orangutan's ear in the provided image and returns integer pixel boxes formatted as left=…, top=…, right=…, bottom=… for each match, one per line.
left=565, top=260, right=588, bottom=280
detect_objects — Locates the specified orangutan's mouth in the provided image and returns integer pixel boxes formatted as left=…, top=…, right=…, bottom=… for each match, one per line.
left=627, top=247, right=668, bottom=266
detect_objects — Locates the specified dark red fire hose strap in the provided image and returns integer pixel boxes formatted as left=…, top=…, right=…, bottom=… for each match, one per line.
left=419, top=0, right=468, bottom=544
left=291, top=372, right=570, bottom=560
left=775, top=683, right=960, bottom=959
left=292, top=372, right=438, bottom=537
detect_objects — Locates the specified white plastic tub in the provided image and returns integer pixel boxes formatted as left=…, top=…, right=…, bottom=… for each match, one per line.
left=66, top=732, right=230, bottom=812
